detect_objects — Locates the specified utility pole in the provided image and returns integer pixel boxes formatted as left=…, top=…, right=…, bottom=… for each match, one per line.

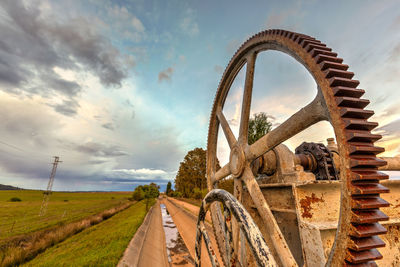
left=39, top=156, right=62, bottom=216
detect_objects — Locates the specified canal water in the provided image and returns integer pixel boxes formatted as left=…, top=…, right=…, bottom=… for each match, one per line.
left=160, top=203, right=194, bottom=266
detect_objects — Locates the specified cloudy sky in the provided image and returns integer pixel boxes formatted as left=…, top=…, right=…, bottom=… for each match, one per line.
left=0, top=0, right=399, bottom=191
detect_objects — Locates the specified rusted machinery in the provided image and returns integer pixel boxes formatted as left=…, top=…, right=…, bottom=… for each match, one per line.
left=195, top=30, right=400, bottom=266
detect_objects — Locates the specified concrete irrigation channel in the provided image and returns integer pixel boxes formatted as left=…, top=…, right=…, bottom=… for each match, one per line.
left=119, top=197, right=222, bottom=267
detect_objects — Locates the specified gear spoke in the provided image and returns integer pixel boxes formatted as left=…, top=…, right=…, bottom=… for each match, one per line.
left=217, top=107, right=237, bottom=148
left=239, top=52, right=257, bottom=144
left=241, top=165, right=298, bottom=266
left=246, top=92, right=328, bottom=161
left=213, top=163, right=231, bottom=184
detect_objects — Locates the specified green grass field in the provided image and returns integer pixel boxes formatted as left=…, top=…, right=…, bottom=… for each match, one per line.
left=23, top=199, right=154, bottom=267
left=0, top=190, right=131, bottom=242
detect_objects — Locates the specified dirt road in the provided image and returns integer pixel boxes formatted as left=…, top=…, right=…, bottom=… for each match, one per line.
left=162, top=197, right=223, bottom=266
left=167, top=198, right=212, bottom=224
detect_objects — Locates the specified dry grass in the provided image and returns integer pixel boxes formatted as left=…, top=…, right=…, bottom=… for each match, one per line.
left=0, top=201, right=134, bottom=267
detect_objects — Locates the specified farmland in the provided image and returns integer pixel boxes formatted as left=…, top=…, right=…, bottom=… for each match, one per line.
left=0, top=190, right=131, bottom=242
left=23, top=199, right=153, bottom=267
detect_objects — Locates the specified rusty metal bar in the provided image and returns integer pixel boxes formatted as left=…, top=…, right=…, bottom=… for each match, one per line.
left=246, top=91, right=328, bottom=162
left=239, top=52, right=257, bottom=144
left=241, top=165, right=298, bottom=266
left=379, top=157, right=400, bottom=171
left=258, top=150, right=400, bottom=174
left=213, top=163, right=231, bottom=184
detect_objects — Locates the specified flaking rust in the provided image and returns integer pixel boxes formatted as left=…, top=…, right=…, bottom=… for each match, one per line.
left=299, top=193, right=324, bottom=219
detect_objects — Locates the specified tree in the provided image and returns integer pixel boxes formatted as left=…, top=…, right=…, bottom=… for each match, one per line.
left=132, top=183, right=160, bottom=210
left=248, top=112, right=272, bottom=145
left=219, top=178, right=234, bottom=194
left=166, top=181, right=172, bottom=196
left=174, top=148, right=207, bottom=198
left=132, top=187, right=144, bottom=201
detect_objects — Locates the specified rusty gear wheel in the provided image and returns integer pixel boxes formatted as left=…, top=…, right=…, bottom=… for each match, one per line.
left=206, top=29, right=389, bottom=266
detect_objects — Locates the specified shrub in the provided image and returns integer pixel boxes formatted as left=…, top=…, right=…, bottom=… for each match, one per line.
left=9, top=197, right=22, bottom=202
left=132, top=187, right=144, bottom=201
left=172, top=191, right=182, bottom=198
left=201, top=188, right=208, bottom=199
left=192, top=188, right=202, bottom=199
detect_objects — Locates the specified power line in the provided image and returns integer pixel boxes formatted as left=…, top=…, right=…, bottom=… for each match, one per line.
left=0, top=140, right=25, bottom=152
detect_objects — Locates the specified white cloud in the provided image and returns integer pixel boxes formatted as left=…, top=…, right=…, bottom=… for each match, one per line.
left=113, top=168, right=167, bottom=176
left=131, top=16, right=145, bottom=32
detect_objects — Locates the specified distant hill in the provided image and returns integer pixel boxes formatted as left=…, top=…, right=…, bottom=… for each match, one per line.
left=0, top=184, right=22, bottom=190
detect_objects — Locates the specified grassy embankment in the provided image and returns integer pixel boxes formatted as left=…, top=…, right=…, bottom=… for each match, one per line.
left=0, top=190, right=132, bottom=266
left=23, top=199, right=155, bottom=267
left=0, top=190, right=131, bottom=240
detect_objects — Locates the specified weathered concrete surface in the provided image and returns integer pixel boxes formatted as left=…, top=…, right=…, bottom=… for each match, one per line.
left=118, top=199, right=169, bottom=267
left=162, top=197, right=223, bottom=266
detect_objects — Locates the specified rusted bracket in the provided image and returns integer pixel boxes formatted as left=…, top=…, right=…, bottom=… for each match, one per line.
left=195, top=189, right=277, bottom=267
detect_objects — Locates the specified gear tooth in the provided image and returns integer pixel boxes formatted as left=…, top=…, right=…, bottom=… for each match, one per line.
left=343, top=118, right=378, bottom=131
left=345, top=261, right=378, bottom=267
left=351, top=183, right=389, bottom=195
left=340, top=107, right=374, bottom=119
left=336, top=97, right=369, bottom=109
left=293, top=34, right=301, bottom=42
left=312, top=48, right=338, bottom=57
left=315, top=54, right=343, bottom=64
left=283, top=31, right=289, bottom=37
left=326, top=69, right=354, bottom=79
left=301, top=39, right=323, bottom=48
left=350, top=223, right=387, bottom=238
left=352, top=197, right=390, bottom=209
left=349, top=236, right=385, bottom=251
left=330, top=77, right=360, bottom=88
left=352, top=209, right=389, bottom=224
left=350, top=156, right=386, bottom=168
left=308, top=44, right=329, bottom=52
left=320, top=61, right=349, bottom=71
left=346, top=131, right=382, bottom=143
left=333, top=86, right=365, bottom=97
left=346, top=248, right=382, bottom=264
left=348, top=144, right=384, bottom=155
left=296, top=35, right=312, bottom=43
left=351, top=171, right=389, bottom=181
